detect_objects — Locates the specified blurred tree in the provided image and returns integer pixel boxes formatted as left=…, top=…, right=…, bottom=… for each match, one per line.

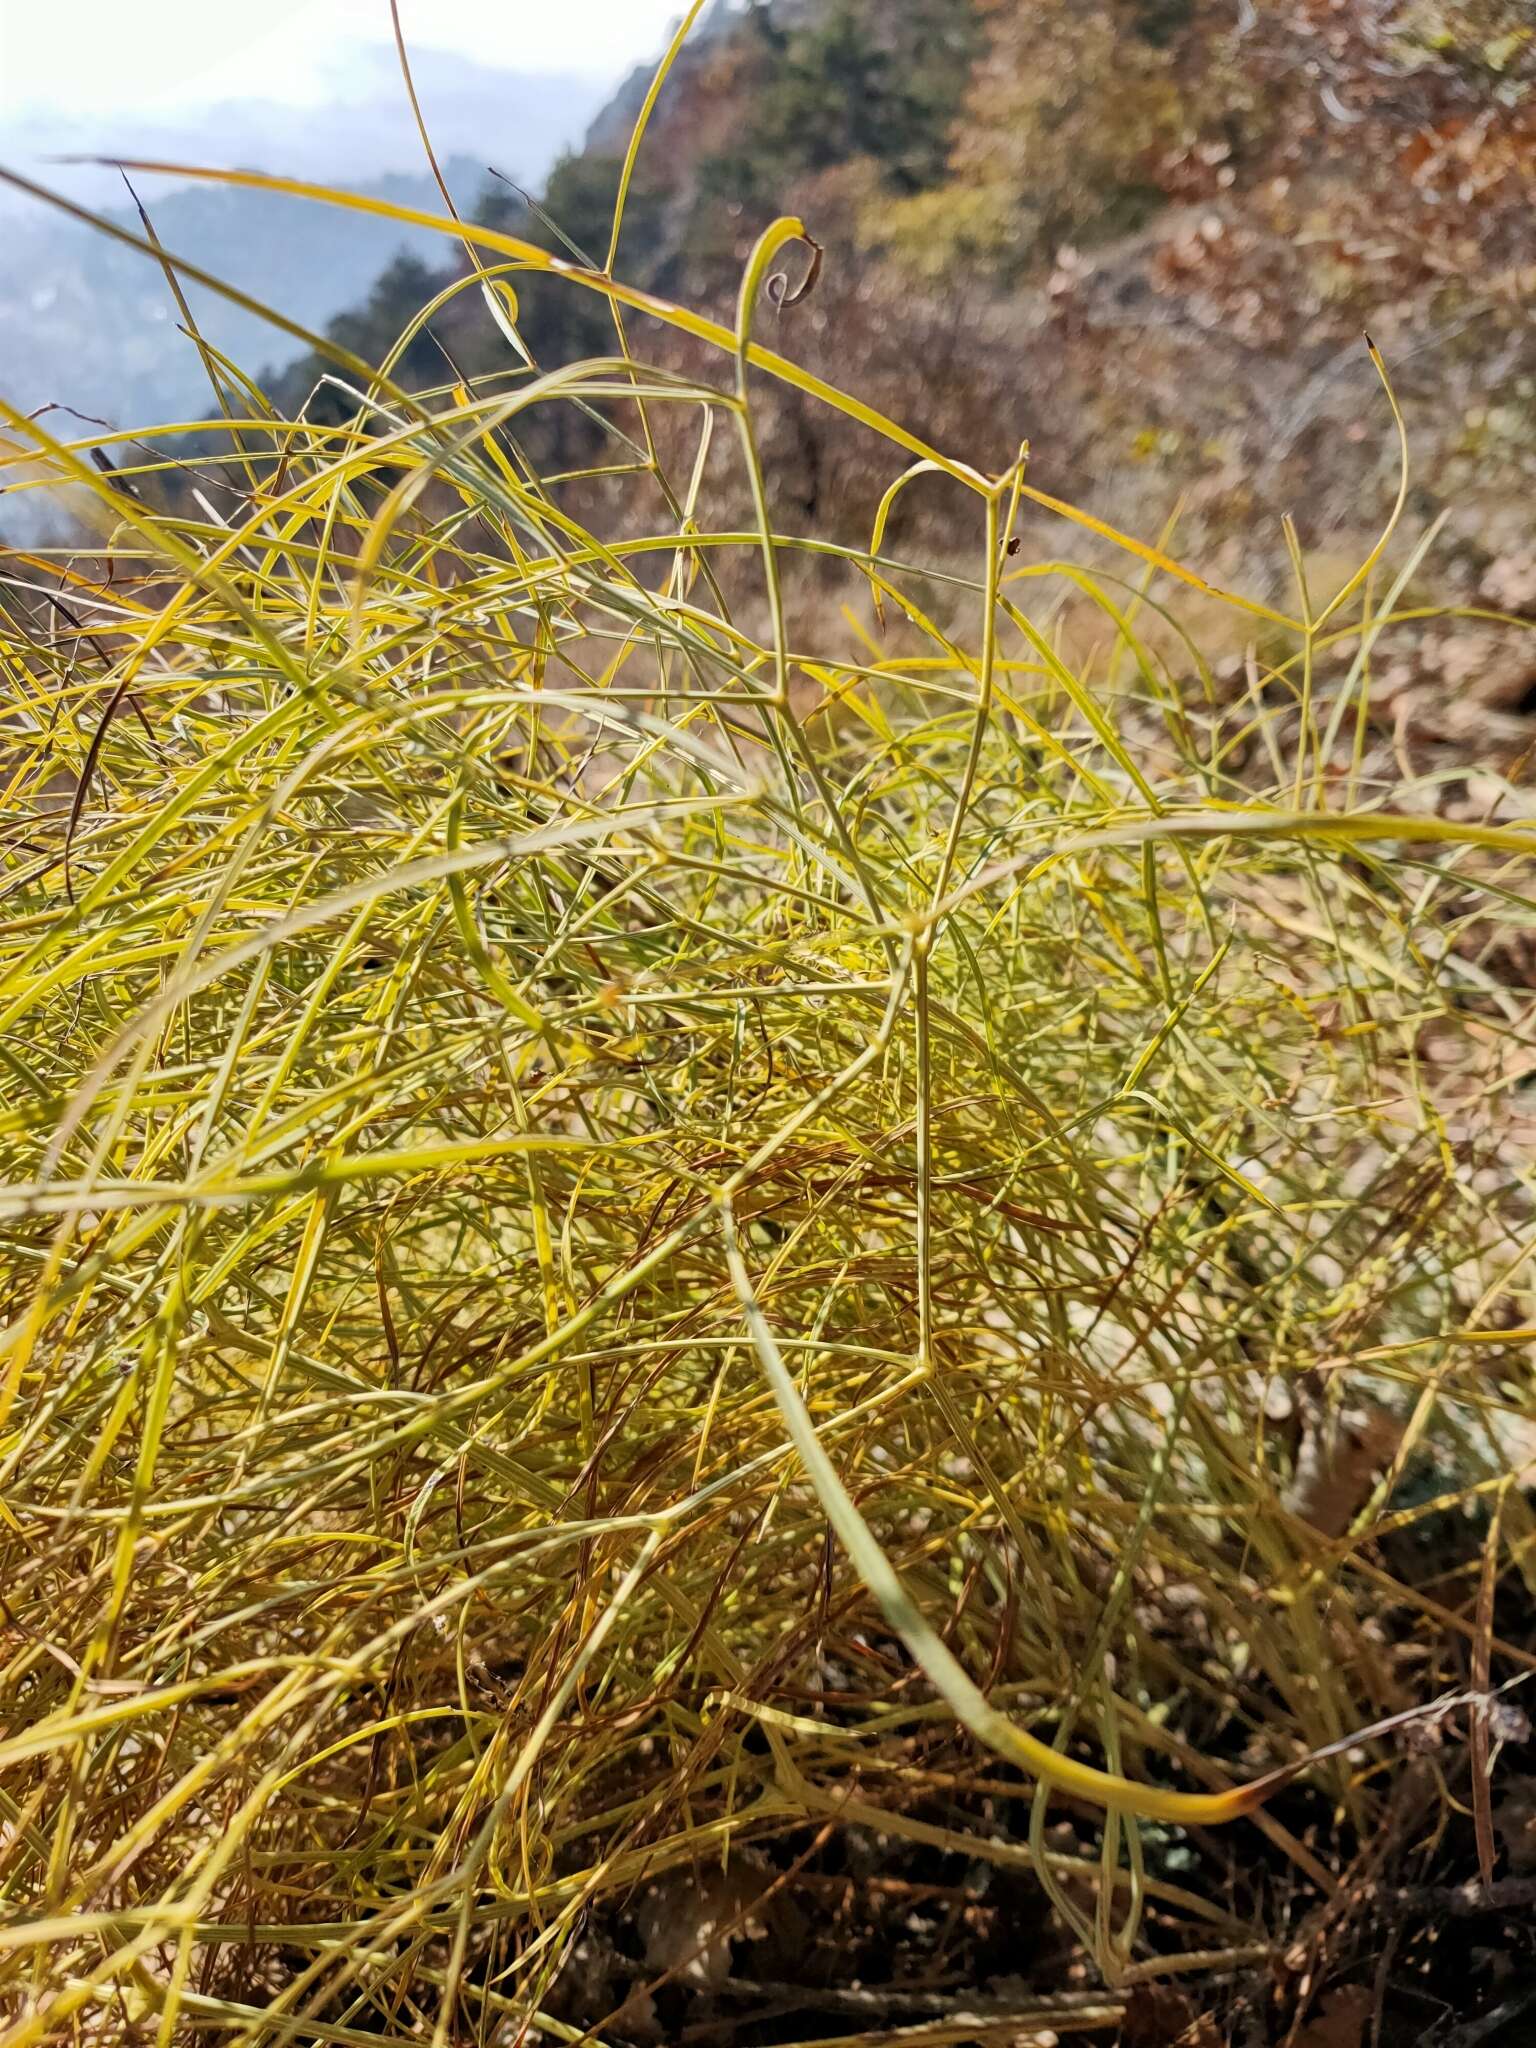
left=478, top=152, right=670, bottom=368
left=698, top=0, right=978, bottom=205
left=269, top=252, right=447, bottom=428
left=324, top=254, right=445, bottom=382
left=872, top=0, right=1247, bottom=281
left=269, top=155, right=670, bottom=445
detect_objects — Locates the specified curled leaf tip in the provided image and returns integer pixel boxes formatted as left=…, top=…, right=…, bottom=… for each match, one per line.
left=767, top=232, right=824, bottom=314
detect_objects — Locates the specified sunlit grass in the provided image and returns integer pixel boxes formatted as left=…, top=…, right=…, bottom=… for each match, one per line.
left=2, top=26, right=1536, bottom=2043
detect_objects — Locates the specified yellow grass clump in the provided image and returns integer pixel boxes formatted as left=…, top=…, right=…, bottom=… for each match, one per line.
left=2, top=30, right=1536, bottom=2043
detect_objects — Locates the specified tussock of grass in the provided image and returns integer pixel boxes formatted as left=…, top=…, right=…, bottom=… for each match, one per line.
left=2, top=39, right=1536, bottom=2043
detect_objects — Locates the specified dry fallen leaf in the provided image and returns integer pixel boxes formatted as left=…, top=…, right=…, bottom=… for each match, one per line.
left=1292, top=1983, right=1373, bottom=2048
left=1123, top=1981, right=1226, bottom=2047
left=1286, top=1403, right=1404, bottom=1539
left=636, top=1864, right=768, bottom=1993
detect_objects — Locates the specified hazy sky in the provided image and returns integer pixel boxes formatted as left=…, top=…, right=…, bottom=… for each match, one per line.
left=0, top=1, right=688, bottom=114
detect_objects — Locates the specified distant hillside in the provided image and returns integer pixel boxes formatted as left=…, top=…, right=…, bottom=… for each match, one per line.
left=0, top=164, right=498, bottom=433
left=0, top=44, right=607, bottom=433
left=0, top=43, right=601, bottom=220
left=261, top=0, right=1535, bottom=600
left=15, top=0, right=1536, bottom=674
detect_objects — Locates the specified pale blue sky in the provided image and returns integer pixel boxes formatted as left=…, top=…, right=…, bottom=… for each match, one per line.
left=0, top=1, right=688, bottom=114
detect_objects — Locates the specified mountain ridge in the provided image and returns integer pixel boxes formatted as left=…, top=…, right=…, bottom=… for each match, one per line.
left=0, top=44, right=608, bottom=447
